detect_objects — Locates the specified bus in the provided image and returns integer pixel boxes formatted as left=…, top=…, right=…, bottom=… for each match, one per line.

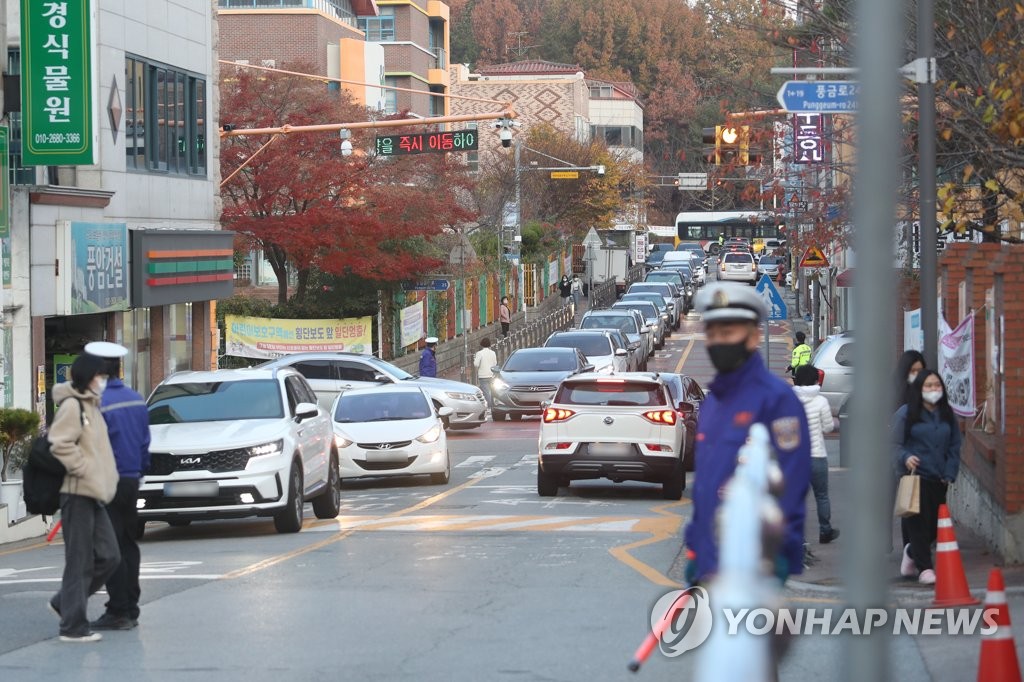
left=674, top=211, right=784, bottom=255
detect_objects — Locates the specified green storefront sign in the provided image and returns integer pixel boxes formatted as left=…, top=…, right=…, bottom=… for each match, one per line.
left=20, top=0, right=93, bottom=165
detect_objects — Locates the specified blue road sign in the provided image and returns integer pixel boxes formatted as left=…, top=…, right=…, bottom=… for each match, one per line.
left=756, top=274, right=788, bottom=321
left=776, top=80, right=858, bottom=114
left=401, top=279, right=450, bottom=292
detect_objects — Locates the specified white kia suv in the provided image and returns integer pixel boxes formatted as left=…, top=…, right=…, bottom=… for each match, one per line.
left=140, top=367, right=340, bottom=535
left=537, top=373, right=686, bottom=500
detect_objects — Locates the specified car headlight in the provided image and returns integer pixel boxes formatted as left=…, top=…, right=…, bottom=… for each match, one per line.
left=334, top=434, right=353, bottom=449
left=445, top=391, right=478, bottom=401
left=491, top=377, right=508, bottom=391
left=247, top=439, right=284, bottom=458
left=416, top=424, right=443, bottom=444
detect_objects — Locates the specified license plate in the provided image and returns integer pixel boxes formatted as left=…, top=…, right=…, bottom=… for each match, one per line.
left=365, top=450, right=408, bottom=463
left=164, top=481, right=219, bottom=498
left=589, top=442, right=630, bottom=456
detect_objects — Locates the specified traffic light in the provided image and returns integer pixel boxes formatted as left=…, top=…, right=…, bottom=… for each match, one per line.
left=704, top=125, right=752, bottom=165
left=702, top=127, right=717, bottom=164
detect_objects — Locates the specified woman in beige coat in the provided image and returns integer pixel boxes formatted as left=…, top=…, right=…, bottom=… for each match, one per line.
left=48, top=353, right=121, bottom=642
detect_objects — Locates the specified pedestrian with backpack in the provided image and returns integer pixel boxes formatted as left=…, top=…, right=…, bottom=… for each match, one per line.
left=47, top=352, right=120, bottom=642
left=85, top=341, right=150, bottom=632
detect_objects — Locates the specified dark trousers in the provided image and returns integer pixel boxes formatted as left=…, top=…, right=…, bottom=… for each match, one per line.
left=104, top=477, right=142, bottom=620
left=53, top=494, right=120, bottom=636
left=810, top=457, right=832, bottom=536
left=501, top=322, right=510, bottom=338
left=901, top=477, right=948, bottom=571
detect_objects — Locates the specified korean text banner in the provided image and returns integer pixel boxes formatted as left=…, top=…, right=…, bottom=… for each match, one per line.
left=400, top=302, right=424, bottom=348
left=225, top=315, right=372, bottom=359
left=939, top=315, right=976, bottom=417
left=71, top=222, right=128, bottom=313
left=21, top=0, right=94, bottom=165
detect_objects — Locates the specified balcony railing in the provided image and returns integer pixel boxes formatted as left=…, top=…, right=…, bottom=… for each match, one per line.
left=431, top=47, right=447, bottom=70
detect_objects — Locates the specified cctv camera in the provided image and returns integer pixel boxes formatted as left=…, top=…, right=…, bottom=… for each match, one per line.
left=596, top=165, right=606, bottom=177
left=499, top=128, right=513, bottom=148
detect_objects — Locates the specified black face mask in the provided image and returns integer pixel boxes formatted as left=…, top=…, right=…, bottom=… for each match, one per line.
left=707, top=340, right=753, bottom=373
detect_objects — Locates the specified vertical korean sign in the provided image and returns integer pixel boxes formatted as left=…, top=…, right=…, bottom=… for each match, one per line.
left=70, top=222, right=129, bottom=313
left=21, top=0, right=94, bottom=165
left=0, top=127, right=9, bottom=289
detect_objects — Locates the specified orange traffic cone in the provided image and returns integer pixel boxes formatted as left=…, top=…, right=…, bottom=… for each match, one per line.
left=977, top=568, right=1022, bottom=682
left=933, top=504, right=980, bottom=607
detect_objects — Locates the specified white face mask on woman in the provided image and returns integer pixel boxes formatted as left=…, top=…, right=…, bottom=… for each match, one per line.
left=907, top=372, right=919, bottom=385
left=922, top=389, right=943, bottom=405
left=93, top=376, right=108, bottom=395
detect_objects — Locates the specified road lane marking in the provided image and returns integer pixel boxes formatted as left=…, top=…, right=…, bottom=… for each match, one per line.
left=0, top=541, right=50, bottom=558
left=674, top=338, right=696, bottom=373
left=222, top=475, right=485, bottom=580
left=455, top=455, right=495, bottom=468
left=607, top=499, right=690, bottom=588
left=468, top=467, right=509, bottom=479
left=0, top=575, right=224, bottom=585
left=304, top=513, right=659, bottom=533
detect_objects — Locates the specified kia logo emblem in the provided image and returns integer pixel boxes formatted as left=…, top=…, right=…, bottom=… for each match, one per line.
left=182, top=457, right=202, bottom=465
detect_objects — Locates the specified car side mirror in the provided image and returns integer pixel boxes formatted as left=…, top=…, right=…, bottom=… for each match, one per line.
left=614, top=348, right=628, bottom=357
left=581, top=364, right=594, bottom=373
left=373, top=373, right=391, bottom=384
left=641, top=325, right=651, bottom=333
left=677, top=401, right=696, bottom=416
left=491, top=366, right=501, bottom=374
left=295, top=402, right=319, bottom=422
left=437, top=406, right=454, bottom=418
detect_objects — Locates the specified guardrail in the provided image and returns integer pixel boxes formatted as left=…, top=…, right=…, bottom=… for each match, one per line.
left=590, top=278, right=618, bottom=308
left=492, top=303, right=575, bottom=364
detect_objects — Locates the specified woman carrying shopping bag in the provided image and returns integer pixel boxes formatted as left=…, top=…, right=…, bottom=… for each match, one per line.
left=891, top=370, right=961, bottom=585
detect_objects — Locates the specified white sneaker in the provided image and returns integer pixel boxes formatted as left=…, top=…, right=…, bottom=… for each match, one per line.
left=60, top=632, right=102, bottom=643
left=918, top=569, right=936, bottom=585
left=900, top=544, right=918, bottom=577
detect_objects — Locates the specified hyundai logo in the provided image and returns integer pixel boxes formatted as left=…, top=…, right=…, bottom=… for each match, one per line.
left=530, top=386, right=544, bottom=392
left=603, top=416, right=614, bottom=425
left=375, top=443, right=393, bottom=450
left=181, top=457, right=202, bottom=465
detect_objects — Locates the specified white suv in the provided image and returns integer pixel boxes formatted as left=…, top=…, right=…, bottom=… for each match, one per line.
left=537, top=373, right=686, bottom=500
left=140, top=367, right=340, bottom=535
left=719, top=251, right=757, bottom=284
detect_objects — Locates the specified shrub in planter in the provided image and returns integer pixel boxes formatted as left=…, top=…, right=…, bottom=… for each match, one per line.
left=0, top=408, right=41, bottom=482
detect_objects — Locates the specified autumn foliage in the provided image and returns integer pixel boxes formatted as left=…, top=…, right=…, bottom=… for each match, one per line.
left=220, top=68, right=476, bottom=303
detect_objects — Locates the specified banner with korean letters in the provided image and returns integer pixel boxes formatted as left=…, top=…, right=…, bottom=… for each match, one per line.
left=225, top=315, right=373, bottom=359
left=21, top=0, right=94, bottom=165
left=399, top=302, right=424, bottom=348
left=939, top=315, right=976, bottom=417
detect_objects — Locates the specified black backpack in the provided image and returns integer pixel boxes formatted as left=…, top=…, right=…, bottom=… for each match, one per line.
left=22, top=398, right=82, bottom=516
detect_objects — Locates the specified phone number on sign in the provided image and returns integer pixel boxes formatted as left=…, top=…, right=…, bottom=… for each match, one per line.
left=33, top=132, right=82, bottom=145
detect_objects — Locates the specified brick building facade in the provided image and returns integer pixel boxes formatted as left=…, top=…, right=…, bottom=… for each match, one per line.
left=218, top=10, right=364, bottom=76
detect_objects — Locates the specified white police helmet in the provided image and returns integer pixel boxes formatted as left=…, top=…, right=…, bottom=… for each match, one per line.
left=694, top=282, right=768, bottom=324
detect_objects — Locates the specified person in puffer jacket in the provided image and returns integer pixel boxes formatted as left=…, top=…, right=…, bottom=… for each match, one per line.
left=793, top=365, right=839, bottom=544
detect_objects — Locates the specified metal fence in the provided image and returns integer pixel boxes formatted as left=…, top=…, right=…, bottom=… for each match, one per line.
left=590, top=278, right=618, bottom=309
left=492, top=303, right=575, bottom=364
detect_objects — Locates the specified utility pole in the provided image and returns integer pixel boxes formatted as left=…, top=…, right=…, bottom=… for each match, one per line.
left=917, top=0, right=939, bottom=368
left=846, top=0, right=903, bottom=679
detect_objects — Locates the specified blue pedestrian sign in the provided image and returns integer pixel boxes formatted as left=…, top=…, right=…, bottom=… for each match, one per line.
left=401, top=279, right=450, bottom=292
left=756, top=275, right=788, bottom=321
left=776, top=80, right=859, bottom=114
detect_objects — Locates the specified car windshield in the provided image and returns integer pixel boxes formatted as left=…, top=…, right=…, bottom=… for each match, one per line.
left=630, top=284, right=670, bottom=296
left=362, top=356, right=411, bottom=381
left=580, top=315, right=637, bottom=334
left=334, top=391, right=431, bottom=422
left=555, top=380, right=666, bottom=407
left=503, top=350, right=576, bottom=372
left=615, top=303, right=658, bottom=320
left=148, top=380, right=284, bottom=424
left=545, top=335, right=613, bottom=357
left=622, top=294, right=666, bottom=309
left=648, top=272, right=684, bottom=282
left=760, top=256, right=780, bottom=265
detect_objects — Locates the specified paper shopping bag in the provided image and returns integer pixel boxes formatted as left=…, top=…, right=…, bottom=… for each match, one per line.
left=894, top=473, right=920, bottom=517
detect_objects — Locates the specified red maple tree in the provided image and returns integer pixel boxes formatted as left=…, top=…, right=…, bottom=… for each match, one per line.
left=220, top=67, right=476, bottom=303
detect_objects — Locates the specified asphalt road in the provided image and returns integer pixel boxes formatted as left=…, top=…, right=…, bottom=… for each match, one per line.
left=0, top=291, right=998, bottom=681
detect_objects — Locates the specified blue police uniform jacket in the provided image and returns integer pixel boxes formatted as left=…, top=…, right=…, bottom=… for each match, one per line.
left=100, top=378, right=152, bottom=478
left=684, top=352, right=811, bottom=582
left=419, top=348, right=437, bottom=378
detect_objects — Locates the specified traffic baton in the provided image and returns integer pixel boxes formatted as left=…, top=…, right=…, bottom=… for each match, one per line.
left=46, top=520, right=62, bottom=543
left=628, top=589, right=691, bottom=673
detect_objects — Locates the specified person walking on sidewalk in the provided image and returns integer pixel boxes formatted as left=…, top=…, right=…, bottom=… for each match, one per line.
left=499, top=297, right=512, bottom=338
left=48, top=352, right=121, bottom=643
left=559, top=275, right=573, bottom=307
left=571, top=275, right=583, bottom=309
left=793, top=365, right=839, bottom=544
left=419, top=337, right=438, bottom=378
left=683, top=282, right=811, bottom=586
left=785, top=331, right=813, bottom=379
left=892, top=369, right=961, bottom=585
left=473, top=338, right=498, bottom=410
left=85, top=342, right=151, bottom=631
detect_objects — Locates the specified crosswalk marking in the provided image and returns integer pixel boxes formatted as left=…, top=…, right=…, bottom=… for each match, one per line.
left=468, top=466, right=508, bottom=479
left=455, top=455, right=495, bottom=468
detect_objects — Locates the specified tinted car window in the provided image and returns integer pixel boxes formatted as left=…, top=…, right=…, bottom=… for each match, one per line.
left=337, top=360, right=380, bottom=382
left=293, top=360, right=336, bottom=381
left=149, top=380, right=284, bottom=424
left=545, top=334, right=613, bottom=357
left=615, top=302, right=659, bottom=320
left=580, top=315, right=638, bottom=334
left=685, top=378, right=705, bottom=401
left=724, top=253, right=754, bottom=263
left=504, top=350, right=576, bottom=372
left=834, top=342, right=855, bottom=367
left=334, top=391, right=432, bottom=422
left=555, top=381, right=666, bottom=407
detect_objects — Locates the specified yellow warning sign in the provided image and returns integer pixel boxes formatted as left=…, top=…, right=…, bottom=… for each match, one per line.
left=799, top=245, right=830, bottom=268
left=550, top=171, right=580, bottom=179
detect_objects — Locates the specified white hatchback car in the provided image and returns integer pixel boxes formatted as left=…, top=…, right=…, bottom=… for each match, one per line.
left=537, top=373, right=686, bottom=500
left=331, top=386, right=453, bottom=484
left=141, top=367, right=340, bottom=534
left=719, top=251, right=758, bottom=284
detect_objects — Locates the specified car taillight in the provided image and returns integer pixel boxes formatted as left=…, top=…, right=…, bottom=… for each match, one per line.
left=543, top=408, right=576, bottom=423
left=643, top=410, right=677, bottom=425
left=550, top=442, right=573, bottom=450
left=645, top=444, right=672, bottom=452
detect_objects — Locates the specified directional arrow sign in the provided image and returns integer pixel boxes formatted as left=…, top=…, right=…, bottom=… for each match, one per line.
left=776, top=80, right=859, bottom=114
left=401, top=279, right=450, bottom=292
